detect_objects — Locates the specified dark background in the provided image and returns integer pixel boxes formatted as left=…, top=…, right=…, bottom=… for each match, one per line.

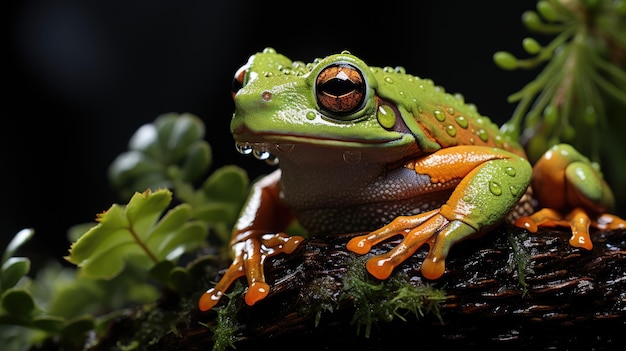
left=4, top=0, right=537, bottom=268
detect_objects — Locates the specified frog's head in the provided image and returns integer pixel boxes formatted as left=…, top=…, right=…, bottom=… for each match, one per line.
left=230, top=48, right=417, bottom=166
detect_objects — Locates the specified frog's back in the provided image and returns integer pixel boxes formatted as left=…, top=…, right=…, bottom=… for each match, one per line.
left=370, top=65, right=525, bottom=157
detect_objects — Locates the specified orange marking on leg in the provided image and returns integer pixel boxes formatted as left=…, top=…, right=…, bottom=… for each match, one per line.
left=565, top=208, right=592, bottom=250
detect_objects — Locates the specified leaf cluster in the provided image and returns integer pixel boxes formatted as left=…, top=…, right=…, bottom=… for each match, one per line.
left=1, top=113, right=250, bottom=350
left=0, top=229, right=103, bottom=350
left=494, top=0, right=626, bottom=206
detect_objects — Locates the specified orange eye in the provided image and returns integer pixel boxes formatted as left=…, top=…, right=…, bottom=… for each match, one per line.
left=231, top=64, right=248, bottom=99
left=315, top=63, right=366, bottom=116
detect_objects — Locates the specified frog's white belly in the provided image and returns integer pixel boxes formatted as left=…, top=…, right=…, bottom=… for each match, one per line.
left=278, top=155, right=458, bottom=235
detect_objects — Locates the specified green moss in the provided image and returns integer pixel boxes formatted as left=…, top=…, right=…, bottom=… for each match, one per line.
left=208, top=283, right=245, bottom=351
left=506, top=229, right=533, bottom=296
left=339, top=256, right=446, bottom=338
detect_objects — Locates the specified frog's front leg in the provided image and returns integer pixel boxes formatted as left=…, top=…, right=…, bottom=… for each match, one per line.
left=514, top=144, right=626, bottom=249
left=198, top=170, right=303, bottom=311
left=347, top=145, right=532, bottom=280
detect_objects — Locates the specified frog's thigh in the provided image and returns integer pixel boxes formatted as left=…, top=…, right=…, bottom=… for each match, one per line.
left=440, top=154, right=532, bottom=230
left=421, top=152, right=532, bottom=277
left=412, top=146, right=532, bottom=230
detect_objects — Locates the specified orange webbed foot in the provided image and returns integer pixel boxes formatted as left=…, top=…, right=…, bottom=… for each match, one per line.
left=347, top=208, right=478, bottom=281
left=514, top=207, right=626, bottom=251
left=198, top=232, right=303, bottom=311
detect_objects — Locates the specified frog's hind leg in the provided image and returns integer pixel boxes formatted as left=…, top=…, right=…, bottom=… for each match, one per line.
left=348, top=146, right=533, bottom=281
left=514, top=144, right=626, bottom=250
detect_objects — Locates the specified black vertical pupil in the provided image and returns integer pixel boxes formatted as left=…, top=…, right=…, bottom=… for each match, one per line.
left=320, top=77, right=359, bottom=97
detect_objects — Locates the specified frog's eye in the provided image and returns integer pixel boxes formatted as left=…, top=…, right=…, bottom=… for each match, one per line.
left=231, top=64, right=248, bottom=99
left=315, top=63, right=366, bottom=116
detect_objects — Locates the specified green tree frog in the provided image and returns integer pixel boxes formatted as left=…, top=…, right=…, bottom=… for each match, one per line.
left=198, top=48, right=625, bottom=311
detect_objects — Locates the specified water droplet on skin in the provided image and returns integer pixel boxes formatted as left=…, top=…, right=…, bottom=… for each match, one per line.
left=377, top=105, right=396, bottom=129
left=343, top=150, right=362, bottom=165
left=446, top=107, right=455, bottom=115
left=385, top=76, right=394, bottom=84
left=477, top=129, right=489, bottom=142
left=306, top=111, right=316, bottom=120
left=494, top=135, right=503, bottom=147
left=235, top=142, right=253, bottom=155
left=489, top=181, right=502, bottom=196
left=253, top=150, right=271, bottom=160
left=509, top=185, right=520, bottom=196
left=446, top=125, right=457, bottom=137
left=462, top=195, right=473, bottom=203
left=505, top=167, right=516, bottom=177
left=455, top=115, right=468, bottom=128
left=434, top=110, right=446, bottom=122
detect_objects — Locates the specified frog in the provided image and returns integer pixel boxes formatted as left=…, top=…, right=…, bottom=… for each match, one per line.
left=198, top=47, right=625, bottom=311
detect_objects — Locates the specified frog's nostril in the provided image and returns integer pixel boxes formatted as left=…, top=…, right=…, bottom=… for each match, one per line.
left=261, top=90, right=272, bottom=102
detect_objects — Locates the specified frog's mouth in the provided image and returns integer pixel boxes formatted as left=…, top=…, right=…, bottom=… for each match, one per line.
left=232, top=127, right=414, bottom=166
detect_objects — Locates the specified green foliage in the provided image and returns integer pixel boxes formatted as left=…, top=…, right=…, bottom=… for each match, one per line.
left=1, top=228, right=33, bottom=293
left=108, top=112, right=249, bottom=245
left=66, top=189, right=208, bottom=281
left=494, top=0, right=626, bottom=206
left=0, top=229, right=103, bottom=351
left=1, top=229, right=35, bottom=321
left=1, top=112, right=251, bottom=350
left=176, top=165, right=250, bottom=243
left=109, top=112, right=212, bottom=200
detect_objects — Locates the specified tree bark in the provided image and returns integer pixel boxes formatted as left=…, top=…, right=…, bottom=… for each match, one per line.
left=95, top=226, right=626, bottom=351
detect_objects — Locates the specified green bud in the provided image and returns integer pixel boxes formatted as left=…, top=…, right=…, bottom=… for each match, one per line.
left=536, top=1, right=560, bottom=22
left=522, top=37, right=542, bottom=55
left=562, top=124, right=576, bottom=141
left=525, top=111, right=541, bottom=128
left=493, top=51, right=518, bottom=70
left=543, top=104, right=559, bottom=126
left=526, top=136, right=549, bottom=163
left=522, top=11, right=543, bottom=32
left=583, top=105, right=598, bottom=126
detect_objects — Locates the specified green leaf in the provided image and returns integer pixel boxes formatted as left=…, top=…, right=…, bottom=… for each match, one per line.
left=30, top=315, right=64, bottom=332
left=168, top=266, right=192, bottom=292
left=149, top=260, right=175, bottom=284
left=155, top=112, right=205, bottom=162
left=181, top=141, right=212, bottom=183
left=2, top=228, right=34, bottom=263
left=60, top=315, right=96, bottom=337
left=108, top=112, right=212, bottom=199
left=108, top=151, right=164, bottom=189
left=66, top=189, right=206, bottom=280
left=193, top=203, right=234, bottom=223
left=1, top=257, right=30, bottom=291
left=201, top=165, right=249, bottom=204
left=1, top=288, right=35, bottom=316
